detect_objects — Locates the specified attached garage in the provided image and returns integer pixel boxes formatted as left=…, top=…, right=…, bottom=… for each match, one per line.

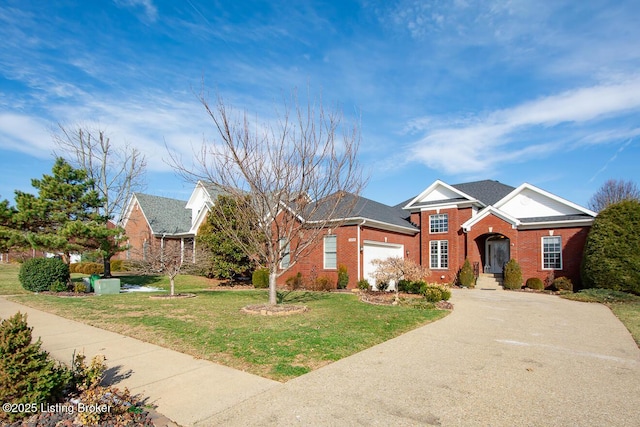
left=362, top=240, right=404, bottom=290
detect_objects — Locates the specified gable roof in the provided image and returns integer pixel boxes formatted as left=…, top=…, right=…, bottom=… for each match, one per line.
left=133, top=193, right=192, bottom=235
left=452, top=180, right=516, bottom=206
left=402, top=179, right=515, bottom=210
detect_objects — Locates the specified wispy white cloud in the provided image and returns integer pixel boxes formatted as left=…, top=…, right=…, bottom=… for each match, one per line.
left=114, top=0, right=158, bottom=22
left=407, top=77, right=640, bottom=174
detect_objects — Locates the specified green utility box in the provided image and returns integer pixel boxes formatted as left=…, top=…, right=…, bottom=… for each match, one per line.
left=94, top=278, right=121, bottom=295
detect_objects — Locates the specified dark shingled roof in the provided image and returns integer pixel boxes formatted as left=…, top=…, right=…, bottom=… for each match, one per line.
left=397, top=180, right=516, bottom=209
left=452, top=180, right=516, bottom=206
left=519, top=214, right=594, bottom=223
left=135, top=193, right=192, bottom=235
left=307, top=192, right=418, bottom=231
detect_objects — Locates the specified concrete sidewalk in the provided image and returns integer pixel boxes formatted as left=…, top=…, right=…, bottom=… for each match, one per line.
left=0, top=297, right=280, bottom=427
left=2, top=290, right=640, bottom=426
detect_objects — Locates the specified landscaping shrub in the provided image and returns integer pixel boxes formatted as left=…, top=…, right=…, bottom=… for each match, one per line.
left=357, top=279, right=370, bottom=290
left=503, top=259, right=523, bottom=290
left=400, top=280, right=427, bottom=294
left=526, top=277, right=544, bottom=290
left=110, top=259, right=124, bottom=272
left=0, top=312, right=72, bottom=422
left=252, top=268, right=270, bottom=288
left=18, top=257, right=70, bottom=293
left=439, top=286, right=452, bottom=301
left=81, top=262, right=104, bottom=275
left=552, top=276, right=573, bottom=292
left=422, top=286, right=443, bottom=302
left=313, top=276, right=334, bottom=291
left=337, top=264, right=349, bottom=289
left=458, top=258, right=475, bottom=288
left=49, top=279, right=69, bottom=292
left=285, top=272, right=304, bottom=290
left=581, top=200, right=640, bottom=295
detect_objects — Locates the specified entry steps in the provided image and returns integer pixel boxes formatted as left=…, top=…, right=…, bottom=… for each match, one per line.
left=476, top=273, right=503, bottom=290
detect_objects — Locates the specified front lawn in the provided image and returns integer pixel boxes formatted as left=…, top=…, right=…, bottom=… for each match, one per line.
left=562, top=288, right=640, bottom=347
left=1, top=264, right=448, bottom=381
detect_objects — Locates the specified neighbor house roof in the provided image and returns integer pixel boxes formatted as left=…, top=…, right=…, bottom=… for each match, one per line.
left=134, top=193, right=192, bottom=235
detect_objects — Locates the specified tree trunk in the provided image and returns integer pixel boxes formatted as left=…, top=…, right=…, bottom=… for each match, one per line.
left=103, top=255, right=112, bottom=278
left=170, top=276, right=175, bottom=296
left=268, top=271, right=277, bottom=305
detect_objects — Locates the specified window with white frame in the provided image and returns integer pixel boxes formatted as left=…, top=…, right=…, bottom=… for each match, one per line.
left=430, top=240, right=448, bottom=269
left=429, top=213, right=448, bottom=233
left=324, top=235, right=337, bottom=269
left=542, top=236, right=562, bottom=269
left=279, top=238, right=290, bottom=269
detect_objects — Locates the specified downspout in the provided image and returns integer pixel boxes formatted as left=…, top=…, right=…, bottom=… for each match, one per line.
left=358, top=220, right=366, bottom=281
left=161, top=234, right=166, bottom=264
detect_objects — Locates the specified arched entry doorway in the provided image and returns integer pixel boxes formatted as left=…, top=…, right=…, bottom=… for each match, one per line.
left=484, top=234, right=510, bottom=274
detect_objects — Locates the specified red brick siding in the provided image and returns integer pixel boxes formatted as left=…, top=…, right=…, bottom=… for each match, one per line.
left=420, top=207, right=474, bottom=284
left=280, top=225, right=419, bottom=289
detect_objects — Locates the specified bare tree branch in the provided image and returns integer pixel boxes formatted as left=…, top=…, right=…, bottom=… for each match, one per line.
left=588, top=179, right=640, bottom=212
left=168, top=89, right=366, bottom=304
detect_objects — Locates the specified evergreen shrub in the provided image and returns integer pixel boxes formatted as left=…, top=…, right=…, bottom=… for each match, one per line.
left=357, top=279, right=370, bottom=290
left=337, top=264, right=349, bottom=289
left=526, top=277, right=544, bottom=290
left=581, top=200, right=640, bottom=295
left=252, top=268, right=270, bottom=288
left=18, top=257, right=70, bottom=292
left=503, top=259, right=523, bottom=290
left=0, top=312, right=72, bottom=422
left=458, top=258, right=475, bottom=288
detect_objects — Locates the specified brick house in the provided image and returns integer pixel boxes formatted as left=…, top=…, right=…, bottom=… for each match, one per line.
left=280, top=179, right=596, bottom=289
left=118, top=179, right=596, bottom=289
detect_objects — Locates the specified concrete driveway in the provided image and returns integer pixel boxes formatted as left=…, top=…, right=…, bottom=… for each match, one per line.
left=200, top=289, right=640, bottom=426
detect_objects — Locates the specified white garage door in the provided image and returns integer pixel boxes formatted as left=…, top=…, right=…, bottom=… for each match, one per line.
left=362, top=241, right=404, bottom=290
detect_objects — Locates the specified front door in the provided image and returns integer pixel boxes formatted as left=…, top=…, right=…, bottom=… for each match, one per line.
left=485, top=237, right=509, bottom=274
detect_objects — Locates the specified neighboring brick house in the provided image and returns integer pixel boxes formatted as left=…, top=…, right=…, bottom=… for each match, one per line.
left=119, top=179, right=596, bottom=290
left=116, top=182, right=224, bottom=263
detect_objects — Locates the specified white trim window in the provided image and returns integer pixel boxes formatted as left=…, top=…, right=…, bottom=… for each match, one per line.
left=279, top=238, right=290, bottom=269
left=429, top=213, right=448, bottom=233
left=324, top=235, right=337, bottom=269
left=430, top=240, right=448, bottom=269
left=542, top=236, right=562, bottom=269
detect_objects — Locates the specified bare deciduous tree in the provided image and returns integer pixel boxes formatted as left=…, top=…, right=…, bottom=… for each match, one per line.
left=54, top=124, right=147, bottom=276
left=588, top=179, right=640, bottom=212
left=132, top=238, right=187, bottom=297
left=170, top=91, right=365, bottom=305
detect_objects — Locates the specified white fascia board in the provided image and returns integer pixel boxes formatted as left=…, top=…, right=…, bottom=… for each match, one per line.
left=517, top=218, right=595, bottom=230
left=118, top=193, right=138, bottom=228
left=189, top=201, right=212, bottom=234
left=462, top=206, right=520, bottom=232
left=185, top=180, right=206, bottom=209
left=418, top=201, right=477, bottom=212
left=495, top=183, right=597, bottom=217
left=306, top=217, right=419, bottom=235
left=403, top=180, right=481, bottom=211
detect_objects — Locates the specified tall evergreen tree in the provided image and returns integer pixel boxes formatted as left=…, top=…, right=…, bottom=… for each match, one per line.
left=196, top=194, right=257, bottom=279
left=12, top=158, right=120, bottom=264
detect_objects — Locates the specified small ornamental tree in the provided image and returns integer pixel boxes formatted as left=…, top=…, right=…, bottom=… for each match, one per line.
left=581, top=199, right=640, bottom=295
left=503, top=259, right=523, bottom=290
left=458, top=258, right=475, bottom=288
left=370, top=257, right=430, bottom=301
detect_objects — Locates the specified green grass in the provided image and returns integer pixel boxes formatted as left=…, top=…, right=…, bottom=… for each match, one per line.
left=562, top=288, right=640, bottom=346
left=0, top=264, right=448, bottom=381
left=0, top=263, right=29, bottom=295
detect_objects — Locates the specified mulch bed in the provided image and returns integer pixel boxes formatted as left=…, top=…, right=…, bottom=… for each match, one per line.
left=241, top=304, right=309, bottom=316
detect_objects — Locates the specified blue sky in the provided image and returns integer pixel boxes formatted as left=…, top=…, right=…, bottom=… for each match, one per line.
left=1, top=0, right=639, bottom=211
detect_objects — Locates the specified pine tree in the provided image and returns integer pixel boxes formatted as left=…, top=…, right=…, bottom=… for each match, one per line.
left=12, top=158, right=120, bottom=264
